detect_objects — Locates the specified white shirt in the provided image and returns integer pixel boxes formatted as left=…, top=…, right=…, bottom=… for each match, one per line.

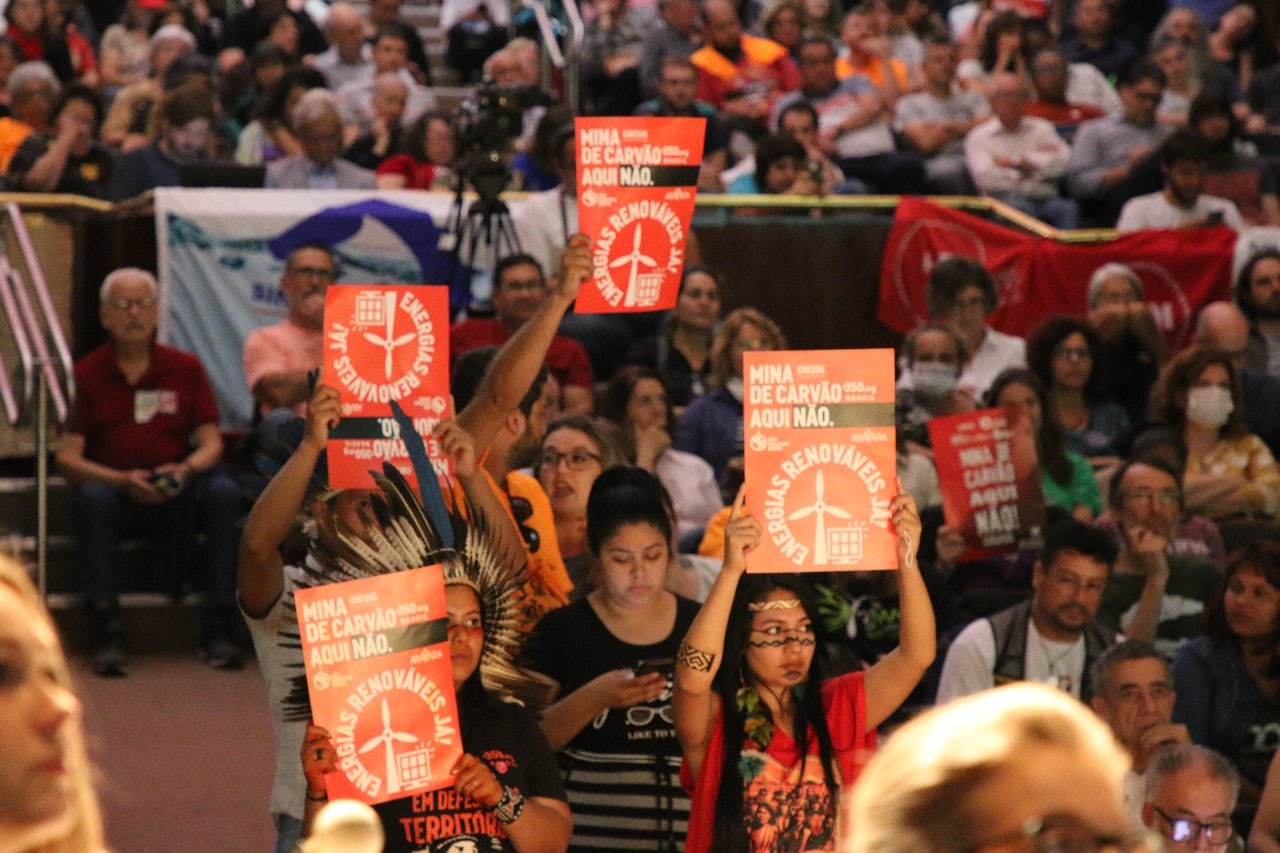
left=965, top=115, right=1072, bottom=199
left=897, top=325, right=1026, bottom=400
left=936, top=614, right=1087, bottom=703
left=1116, top=191, right=1246, bottom=232
left=312, top=44, right=374, bottom=89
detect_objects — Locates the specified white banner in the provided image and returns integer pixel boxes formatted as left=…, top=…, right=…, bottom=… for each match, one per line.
left=155, top=188, right=504, bottom=429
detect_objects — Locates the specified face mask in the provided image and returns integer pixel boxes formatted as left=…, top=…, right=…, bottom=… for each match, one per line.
left=725, top=377, right=745, bottom=401
left=1186, top=385, right=1234, bottom=429
left=912, top=363, right=959, bottom=398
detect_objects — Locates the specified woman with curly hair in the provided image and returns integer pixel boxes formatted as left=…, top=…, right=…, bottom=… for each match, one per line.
left=1026, top=314, right=1129, bottom=468
left=1173, top=541, right=1280, bottom=820
left=1149, top=346, right=1280, bottom=521
left=674, top=306, right=787, bottom=497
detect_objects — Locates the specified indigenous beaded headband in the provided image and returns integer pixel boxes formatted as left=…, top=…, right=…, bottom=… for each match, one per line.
left=747, top=598, right=802, bottom=612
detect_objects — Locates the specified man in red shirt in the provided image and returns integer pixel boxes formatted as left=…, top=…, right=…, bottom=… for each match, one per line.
left=56, top=268, right=242, bottom=676
left=451, top=253, right=595, bottom=415
left=692, top=0, right=799, bottom=137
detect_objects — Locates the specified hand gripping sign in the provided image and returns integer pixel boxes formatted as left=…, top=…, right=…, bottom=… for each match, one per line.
left=928, top=406, right=1046, bottom=563
left=743, top=349, right=899, bottom=573
left=324, top=285, right=451, bottom=489
left=575, top=116, right=705, bottom=313
left=296, top=565, right=462, bottom=806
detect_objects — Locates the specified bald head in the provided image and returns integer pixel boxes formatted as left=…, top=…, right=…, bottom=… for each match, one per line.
left=326, top=3, right=368, bottom=59
left=1196, top=301, right=1249, bottom=366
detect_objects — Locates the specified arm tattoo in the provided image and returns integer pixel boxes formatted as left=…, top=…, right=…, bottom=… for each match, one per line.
left=677, top=641, right=715, bottom=673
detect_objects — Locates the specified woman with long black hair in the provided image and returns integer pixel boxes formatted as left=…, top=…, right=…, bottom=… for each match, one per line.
left=673, top=488, right=934, bottom=852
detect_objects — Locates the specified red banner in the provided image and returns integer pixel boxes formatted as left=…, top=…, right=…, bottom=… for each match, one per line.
left=928, top=406, right=1045, bottom=562
left=877, top=197, right=1237, bottom=350
left=296, top=565, right=462, bottom=806
left=575, top=116, right=705, bottom=314
left=743, top=349, right=898, bottom=573
left=323, top=285, right=451, bottom=489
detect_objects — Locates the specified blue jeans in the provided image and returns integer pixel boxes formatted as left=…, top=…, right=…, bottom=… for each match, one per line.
left=75, top=467, right=241, bottom=607
left=995, top=194, right=1081, bottom=231
left=274, top=812, right=302, bottom=853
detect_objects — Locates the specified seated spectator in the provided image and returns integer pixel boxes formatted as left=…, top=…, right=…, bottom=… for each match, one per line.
left=371, top=109, right=453, bottom=188
left=1060, top=0, right=1140, bottom=81
left=4, top=0, right=74, bottom=84
left=0, top=61, right=58, bottom=176
left=895, top=323, right=977, bottom=450
left=1089, top=640, right=1191, bottom=821
left=965, top=72, right=1079, bottom=230
left=770, top=35, right=926, bottom=195
left=107, top=85, right=218, bottom=201
left=243, top=243, right=334, bottom=421
left=635, top=56, right=729, bottom=192
left=1024, top=48, right=1105, bottom=145
left=1150, top=8, right=1248, bottom=124
left=511, top=105, right=574, bottom=192
left=1149, top=346, right=1280, bottom=521
left=97, top=8, right=151, bottom=93
left=335, top=27, right=436, bottom=144
left=445, top=2, right=509, bottom=85
left=227, top=42, right=292, bottom=137
left=870, top=0, right=924, bottom=77
left=691, top=0, right=800, bottom=138
left=1152, top=36, right=1201, bottom=127
left=1096, top=455, right=1223, bottom=657
left=341, top=72, right=408, bottom=173
left=265, top=89, right=377, bottom=190
left=257, top=10, right=302, bottom=67
left=674, top=306, right=785, bottom=494
left=851, top=683, right=1135, bottom=853
left=599, top=366, right=723, bottom=547
left=222, top=0, right=326, bottom=59
left=1190, top=88, right=1280, bottom=227
left=6, top=82, right=112, bottom=196
left=100, top=24, right=194, bottom=151
left=624, top=265, right=723, bottom=412
left=1026, top=315, right=1130, bottom=467
left=900, top=255, right=1025, bottom=400
left=956, top=10, right=1027, bottom=95
left=1207, top=3, right=1270, bottom=122
left=801, top=0, right=839, bottom=41
left=637, top=0, right=703, bottom=99
left=725, top=130, right=823, bottom=204
left=1143, top=745, right=1241, bottom=852
left=578, top=0, right=649, bottom=116
left=312, top=3, right=373, bottom=90
left=1234, top=252, right=1280, bottom=386
left=1173, top=541, right=1280, bottom=824
left=986, top=368, right=1103, bottom=521
left=1086, top=263, right=1164, bottom=427
left=366, top=0, right=434, bottom=85
left=1196, top=300, right=1280, bottom=460
left=452, top=253, right=595, bottom=417
left=774, top=100, right=864, bottom=194
left=760, top=0, right=804, bottom=59
left=234, top=66, right=327, bottom=167
left=54, top=268, right=242, bottom=677
left=1117, top=128, right=1245, bottom=232
left=534, top=416, right=622, bottom=595
left=835, top=1, right=911, bottom=108
left=894, top=34, right=989, bottom=194
left=935, top=517, right=1119, bottom=703
left=1066, top=62, right=1170, bottom=226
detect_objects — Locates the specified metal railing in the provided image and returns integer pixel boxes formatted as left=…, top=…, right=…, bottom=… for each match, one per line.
left=522, top=0, right=585, bottom=111
left=0, top=203, right=75, bottom=595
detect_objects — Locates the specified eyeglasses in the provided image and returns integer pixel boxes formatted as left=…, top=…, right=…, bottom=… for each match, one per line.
left=1150, top=805, right=1235, bottom=847
left=1053, top=345, right=1092, bottom=361
left=539, top=449, right=602, bottom=471
left=972, top=816, right=1158, bottom=853
left=1123, top=489, right=1179, bottom=508
left=287, top=266, right=337, bottom=282
left=107, top=296, right=157, bottom=310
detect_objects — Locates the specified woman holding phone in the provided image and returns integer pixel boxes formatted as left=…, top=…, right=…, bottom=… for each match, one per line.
left=523, top=466, right=700, bottom=851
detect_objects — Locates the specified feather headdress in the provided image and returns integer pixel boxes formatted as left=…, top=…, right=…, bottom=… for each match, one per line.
left=275, top=402, right=554, bottom=722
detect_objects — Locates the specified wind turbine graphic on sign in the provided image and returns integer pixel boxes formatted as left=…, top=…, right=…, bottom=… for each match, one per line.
left=359, top=698, right=420, bottom=794
left=362, top=292, right=416, bottom=379
left=787, top=470, right=854, bottom=564
left=609, top=223, right=659, bottom=307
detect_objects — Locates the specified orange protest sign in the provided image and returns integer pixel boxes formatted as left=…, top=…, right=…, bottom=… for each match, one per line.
left=296, top=566, right=462, bottom=806
left=323, top=285, right=451, bottom=489
left=743, top=349, right=898, bottom=573
left=575, top=116, right=704, bottom=314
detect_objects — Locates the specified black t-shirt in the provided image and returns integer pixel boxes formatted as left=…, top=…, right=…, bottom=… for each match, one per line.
left=374, top=696, right=566, bottom=853
left=7, top=133, right=114, bottom=198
